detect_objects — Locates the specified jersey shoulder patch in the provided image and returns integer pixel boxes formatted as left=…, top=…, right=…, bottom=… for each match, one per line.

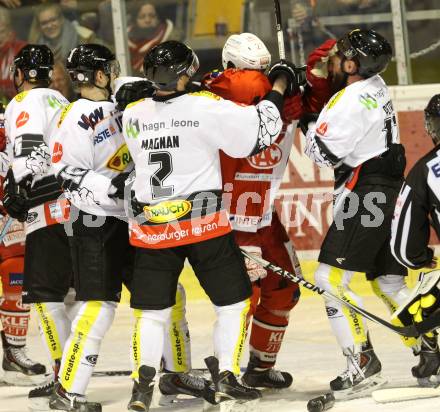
left=57, top=102, right=75, bottom=128
left=327, top=89, right=346, bottom=110
left=14, top=91, right=29, bottom=103
left=126, top=98, right=145, bottom=109
left=189, top=90, right=221, bottom=100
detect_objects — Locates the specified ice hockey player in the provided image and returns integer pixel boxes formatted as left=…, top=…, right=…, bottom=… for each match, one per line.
left=201, top=32, right=302, bottom=389
left=49, top=44, right=134, bottom=412
left=303, top=29, right=411, bottom=398
left=0, top=102, right=46, bottom=387
left=391, top=93, right=440, bottom=385
left=3, top=44, right=76, bottom=407
left=122, top=40, right=297, bottom=411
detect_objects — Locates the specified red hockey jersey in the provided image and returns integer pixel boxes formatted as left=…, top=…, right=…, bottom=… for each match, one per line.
left=203, top=68, right=298, bottom=232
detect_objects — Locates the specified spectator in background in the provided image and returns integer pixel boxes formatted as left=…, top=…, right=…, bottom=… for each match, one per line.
left=50, top=60, right=75, bottom=101
left=128, top=1, right=175, bottom=74
left=290, top=0, right=390, bottom=58
left=0, top=6, right=26, bottom=102
left=28, top=3, right=101, bottom=61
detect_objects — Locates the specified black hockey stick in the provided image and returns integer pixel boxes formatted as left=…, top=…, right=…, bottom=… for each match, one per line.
left=241, top=249, right=420, bottom=338
left=273, top=0, right=286, bottom=60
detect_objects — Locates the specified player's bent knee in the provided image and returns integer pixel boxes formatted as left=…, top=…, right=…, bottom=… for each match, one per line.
left=74, top=301, right=117, bottom=339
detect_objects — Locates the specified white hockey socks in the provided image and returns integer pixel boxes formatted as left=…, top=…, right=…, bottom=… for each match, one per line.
left=162, top=283, right=192, bottom=372
left=372, top=275, right=420, bottom=348
left=59, top=301, right=116, bottom=395
left=213, top=299, right=250, bottom=374
left=315, top=263, right=368, bottom=349
left=131, top=307, right=172, bottom=379
left=34, top=302, right=71, bottom=367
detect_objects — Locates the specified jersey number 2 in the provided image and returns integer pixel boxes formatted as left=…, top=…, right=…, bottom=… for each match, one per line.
left=149, top=151, right=174, bottom=199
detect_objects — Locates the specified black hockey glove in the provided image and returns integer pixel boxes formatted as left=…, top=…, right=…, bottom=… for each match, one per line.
left=3, top=168, right=31, bottom=222
left=268, top=60, right=301, bottom=97
left=108, top=172, right=132, bottom=200
left=115, top=80, right=155, bottom=111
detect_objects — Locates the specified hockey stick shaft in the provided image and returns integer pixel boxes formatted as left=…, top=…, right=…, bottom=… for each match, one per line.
left=273, top=0, right=286, bottom=60
left=241, top=249, right=419, bottom=337
left=0, top=217, right=13, bottom=243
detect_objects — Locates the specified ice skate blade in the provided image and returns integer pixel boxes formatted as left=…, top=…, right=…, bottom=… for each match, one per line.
left=158, top=393, right=202, bottom=407
left=373, top=384, right=440, bottom=403
left=333, top=374, right=387, bottom=400
left=2, top=370, right=47, bottom=387
left=203, top=398, right=260, bottom=412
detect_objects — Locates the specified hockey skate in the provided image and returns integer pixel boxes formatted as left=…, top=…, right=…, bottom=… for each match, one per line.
left=1, top=330, right=46, bottom=386
left=330, top=340, right=386, bottom=400
left=127, top=365, right=156, bottom=412
left=205, top=356, right=261, bottom=412
left=29, top=379, right=56, bottom=411
left=158, top=371, right=216, bottom=405
left=412, top=334, right=440, bottom=387
left=49, top=383, right=102, bottom=411
left=242, top=354, right=293, bottom=389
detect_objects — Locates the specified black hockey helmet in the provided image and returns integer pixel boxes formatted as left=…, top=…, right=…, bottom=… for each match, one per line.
left=337, top=29, right=392, bottom=78
left=66, top=44, right=120, bottom=85
left=11, top=44, right=54, bottom=85
left=143, top=41, right=199, bottom=91
left=425, top=94, right=440, bottom=145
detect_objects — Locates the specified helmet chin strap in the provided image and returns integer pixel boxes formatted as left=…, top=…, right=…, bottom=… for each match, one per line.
left=13, top=70, right=25, bottom=93
left=93, top=72, right=112, bottom=99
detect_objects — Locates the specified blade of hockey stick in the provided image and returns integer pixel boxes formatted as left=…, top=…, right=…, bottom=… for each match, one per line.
left=0, top=217, right=13, bottom=243
left=372, top=385, right=440, bottom=403
left=241, top=249, right=419, bottom=338
left=273, top=0, right=286, bottom=60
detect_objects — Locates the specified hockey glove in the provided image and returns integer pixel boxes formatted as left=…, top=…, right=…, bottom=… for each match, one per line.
left=3, top=168, right=31, bottom=222
left=241, top=246, right=268, bottom=282
left=115, top=80, right=155, bottom=111
left=393, top=270, right=440, bottom=336
left=108, top=172, right=131, bottom=200
left=268, top=60, right=302, bottom=97
left=302, top=39, right=337, bottom=113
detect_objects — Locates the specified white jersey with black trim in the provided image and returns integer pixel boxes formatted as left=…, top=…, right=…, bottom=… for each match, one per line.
left=123, top=90, right=283, bottom=204
left=51, top=98, right=132, bottom=217
left=5, top=88, right=68, bottom=183
left=305, top=74, right=399, bottom=169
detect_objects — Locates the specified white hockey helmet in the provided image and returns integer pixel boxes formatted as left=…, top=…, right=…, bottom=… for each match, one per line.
left=222, top=33, right=271, bottom=71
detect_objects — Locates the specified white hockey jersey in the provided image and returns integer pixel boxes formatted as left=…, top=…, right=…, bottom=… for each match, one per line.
left=123, top=90, right=283, bottom=248
left=51, top=99, right=132, bottom=217
left=305, top=75, right=399, bottom=169
left=5, top=88, right=70, bottom=234
left=305, top=75, right=399, bottom=214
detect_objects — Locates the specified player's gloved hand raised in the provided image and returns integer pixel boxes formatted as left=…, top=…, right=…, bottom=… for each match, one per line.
left=267, top=60, right=302, bottom=97
left=302, top=39, right=337, bottom=113
left=241, top=246, right=268, bottom=282
left=115, top=80, right=155, bottom=111
left=2, top=168, right=30, bottom=222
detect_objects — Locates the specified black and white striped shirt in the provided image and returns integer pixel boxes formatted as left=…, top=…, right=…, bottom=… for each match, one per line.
left=391, top=146, right=440, bottom=269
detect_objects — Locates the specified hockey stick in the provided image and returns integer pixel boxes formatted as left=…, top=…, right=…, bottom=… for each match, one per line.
left=241, top=249, right=420, bottom=338
left=0, top=217, right=13, bottom=243
left=273, top=0, right=286, bottom=60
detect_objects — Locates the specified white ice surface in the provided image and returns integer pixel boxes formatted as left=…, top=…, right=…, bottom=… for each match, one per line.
left=1, top=296, right=440, bottom=412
